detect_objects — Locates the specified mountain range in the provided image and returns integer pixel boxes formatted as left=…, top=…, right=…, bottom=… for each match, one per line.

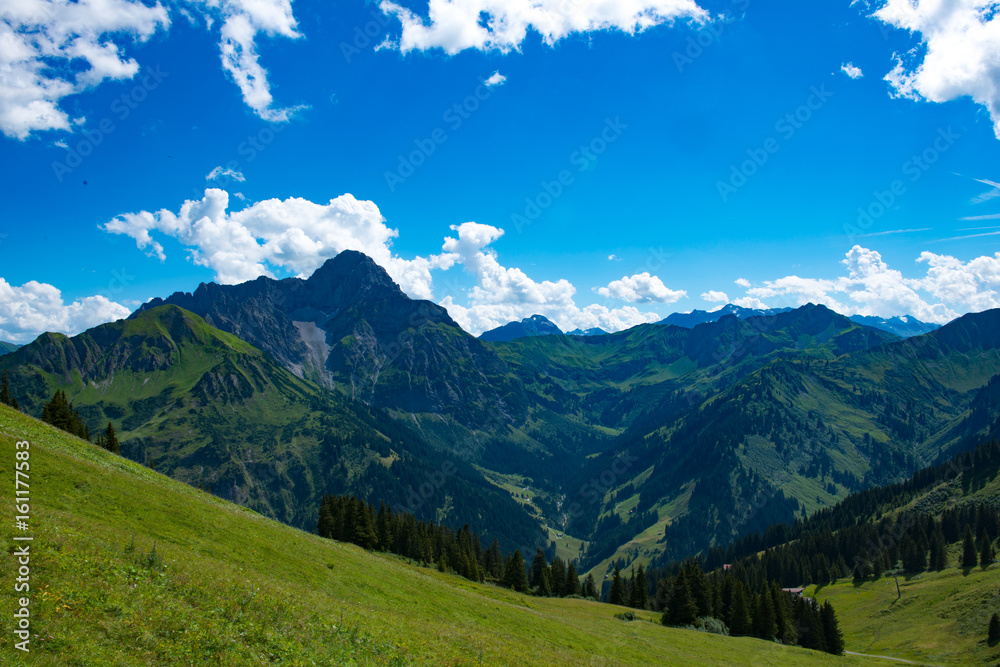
left=2, top=250, right=997, bottom=575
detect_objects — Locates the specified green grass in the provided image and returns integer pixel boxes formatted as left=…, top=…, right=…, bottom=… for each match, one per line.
left=809, top=564, right=1000, bottom=666
left=0, top=404, right=899, bottom=666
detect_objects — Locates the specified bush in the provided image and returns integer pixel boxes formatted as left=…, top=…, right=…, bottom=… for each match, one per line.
left=678, top=616, right=729, bottom=636
left=614, top=611, right=637, bottom=622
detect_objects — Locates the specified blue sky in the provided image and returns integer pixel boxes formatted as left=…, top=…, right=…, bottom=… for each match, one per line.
left=2, top=0, right=1000, bottom=342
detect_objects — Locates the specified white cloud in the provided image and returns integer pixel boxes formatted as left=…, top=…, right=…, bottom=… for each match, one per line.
left=378, top=0, right=709, bottom=54
left=608, top=254, right=620, bottom=261
left=597, top=272, right=687, bottom=304
left=207, top=166, right=246, bottom=182
left=102, top=189, right=449, bottom=299
left=969, top=176, right=1000, bottom=204
left=734, top=277, right=751, bottom=288
left=0, top=278, right=130, bottom=343
left=0, top=0, right=169, bottom=139
left=0, top=0, right=302, bottom=140
left=872, top=0, right=1000, bottom=138
left=484, top=71, right=507, bottom=87
left=841, top=62, right=864, bottom=79
left=436, top=222, right=664, bottom=334
left=701, top=290, right=729, bottom=303
left=731, top=245, right=1000, bottom=323
left=732, top=296, right=768, bottom=310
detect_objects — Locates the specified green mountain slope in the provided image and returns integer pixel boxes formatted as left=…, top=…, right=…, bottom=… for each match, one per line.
left=0, top=305, right=540, bottom=550
left=0, top=341, right=20, bottom=355
left=726, top=436, right=1000, bottom=665
left=568, top=308, right=1000, bottom=575
left=0, top=405, right=893, bottom=666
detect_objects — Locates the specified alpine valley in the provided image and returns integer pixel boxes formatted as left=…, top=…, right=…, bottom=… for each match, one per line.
left=3, top=251, right=998, bottom=582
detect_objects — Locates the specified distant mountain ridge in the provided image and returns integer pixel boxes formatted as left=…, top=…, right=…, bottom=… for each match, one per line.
left=848, top=314, right=940, bottom=338
left=480, top=314, right=563, bottom=342
left=0, top=341, right=20, bottom=355
left=658, top=303, right=939, bottom=338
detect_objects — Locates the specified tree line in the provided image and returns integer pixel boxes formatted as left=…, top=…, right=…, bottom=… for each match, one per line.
left=316, top=492, right=844, bottom=657
left=37, top=389, right=119, bottom=453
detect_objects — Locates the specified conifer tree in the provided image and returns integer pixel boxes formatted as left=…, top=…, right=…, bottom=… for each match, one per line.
left=582, top=573, right=598, bottom=600
left=728, top=581, right=752, bottom=636
left=964, top=527, right=980, bottom=568
left=0, top=370, right=17, bottom=410
left=565, top=562, right=580, bottom=597
left=666, top=569, right=698, bottom=626
left=820, top=601, right=844, bottom=655
left=981, top=535, right=995, bottom=568
left=530, top=548, right=551, bottom=596
left=752, top=589, right=777, bottom=640
left=929, top=531, right=948, bottom=570
left=630, top=564, right=648, bottom=610
left=102, top=422, right=120, bottom=453
left=550, top=557, right=567, bottom=597
left=353, top=501, right=377, bottom=550
left=503, top=550, right=529, bottom=592
left=608, top=563, right=626, bottom=606
left=990, top=613, right=1000, bottom=645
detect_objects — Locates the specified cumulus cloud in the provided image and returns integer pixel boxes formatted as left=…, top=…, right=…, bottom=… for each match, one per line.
left=484, top=71, right=507, bottom=87
left=701, top=290, right=729, bottom=303
left=0, top=0, right=301, bottom=140
left=872, top=0, right=1000, bottom=138
left=730, top=245, right=1000, bottom=323
left=207, top=166, right=246, bottom=182
left=436, top=222, right=664, bottom=334
left=378, top=0, right=709, bottom=54
left=0, top=278, right=130, bottom=343
left=102, top=189, right=449, bottom=299
left=597, top=272, right=687, bottom=304
left=841, top=62, right=863, bottom=79
left=734, top=277, right=751, bottom=288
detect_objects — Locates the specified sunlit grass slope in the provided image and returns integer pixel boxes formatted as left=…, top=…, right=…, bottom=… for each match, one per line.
left=0, top=404, right=894, bottom=666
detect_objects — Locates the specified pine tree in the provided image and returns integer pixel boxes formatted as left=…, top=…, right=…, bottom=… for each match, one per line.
left=550, top=557, right=567, bottom=597
left=582, top=573, right=598, bottom=600
left=530, top=548, right=551, bottom=596
left=752, top=589, right=777, bottom=640
left=666, top=569, right=698, bottom=626
left=0, top=369, right=15, bottom=408
left=964, top=527, right=979, bottom=568
left=608, top=563, right=626, bottom=606
left=685, top=559, right=712, bottom=617
left=629, top=564, right=648, bottom=610
left=565, top=562, right=580, bottom=597
left=503, top=550, right=529, bottom=592
left=989, top=613, right=1000, bottom=645
left=820, top=601, right=844, bottom=655
left=728, top=581, right=752, bottom=637
left=102, top=422, right=120, bottom=453
left=981, top=535, right=995, bottom=568
left=929, top=531, right=948, bottom=571
left=353, top=501, right=377, bottom=550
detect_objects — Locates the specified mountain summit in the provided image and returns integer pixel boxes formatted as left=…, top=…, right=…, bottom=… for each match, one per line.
left=480, top=314, right=563, bottom=342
